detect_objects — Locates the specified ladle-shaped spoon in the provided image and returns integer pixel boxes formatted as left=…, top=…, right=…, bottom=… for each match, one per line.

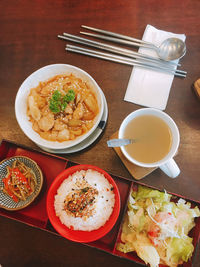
left=152, top=37, right=186, bottom=61
left=107, top=138, right=138, bottom=147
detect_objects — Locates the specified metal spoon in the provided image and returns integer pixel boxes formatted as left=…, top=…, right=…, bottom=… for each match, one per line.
left=107, top=138, right=138, bottom=147
left=80, top=27, right=186, bottom=61
left=154, top=37, right=186, bottom=61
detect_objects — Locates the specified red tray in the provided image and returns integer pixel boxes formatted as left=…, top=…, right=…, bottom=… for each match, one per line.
left=0, top=139, right=199, bottom=267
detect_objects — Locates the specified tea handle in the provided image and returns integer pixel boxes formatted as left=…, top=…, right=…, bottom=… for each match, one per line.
left=159, top=158, right=180, bottom=178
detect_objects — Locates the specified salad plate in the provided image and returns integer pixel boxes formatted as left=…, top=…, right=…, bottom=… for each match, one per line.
left=115, top=184, right=200, bottom=267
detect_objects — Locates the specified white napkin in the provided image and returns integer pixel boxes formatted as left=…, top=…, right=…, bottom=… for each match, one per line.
left=124, top=25, right=186, bottom=110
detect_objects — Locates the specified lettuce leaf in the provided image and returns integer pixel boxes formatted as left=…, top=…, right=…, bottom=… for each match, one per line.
left=128, top=208, right=147, bottom=232
left=132, top=185, right=171, bottom=203
left=135, top=244, right=160, bottom=267
left=167, top=237, right=194, bottom=264
left=177, top=198, right=200, bottom=218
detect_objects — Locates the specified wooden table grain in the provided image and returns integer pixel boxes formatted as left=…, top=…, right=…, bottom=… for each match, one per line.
left=0, top=0, right=200, bottom=266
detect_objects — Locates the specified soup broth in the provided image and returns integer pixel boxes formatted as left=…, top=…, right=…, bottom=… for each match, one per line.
left=123, top=115, right=172, bottom=163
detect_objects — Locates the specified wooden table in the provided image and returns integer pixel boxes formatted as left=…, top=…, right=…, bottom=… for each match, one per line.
left=0, top=0, right=200, bottom=266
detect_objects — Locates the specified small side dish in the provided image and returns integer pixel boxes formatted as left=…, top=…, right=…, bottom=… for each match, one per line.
left=0, top=156, right=43, bottom=210
left=1, top=159, right=37, bottom=202
left=27, top=74, right=99, bottom=142
left=117, top=185, right=200, bottom=267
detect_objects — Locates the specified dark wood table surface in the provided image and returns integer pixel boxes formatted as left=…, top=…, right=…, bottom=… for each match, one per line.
left=0, top=0, right=200, bottom=266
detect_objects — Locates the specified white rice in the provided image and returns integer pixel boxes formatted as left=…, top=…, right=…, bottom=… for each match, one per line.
left=54, top=169, right=115, bottom=231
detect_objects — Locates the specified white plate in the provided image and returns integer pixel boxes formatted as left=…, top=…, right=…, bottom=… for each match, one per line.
left=38, top=90, right=108, bottom=154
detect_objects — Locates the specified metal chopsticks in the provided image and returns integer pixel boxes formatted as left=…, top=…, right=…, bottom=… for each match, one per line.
left=58, top=33, right=181, bottom=69
left=66, top=45, right=186, bottom=77
left=59, top=33, right=179, bottom=67
left=80, top=31, right=153, bottom=49
left=81, top=25, right=153, bottom=46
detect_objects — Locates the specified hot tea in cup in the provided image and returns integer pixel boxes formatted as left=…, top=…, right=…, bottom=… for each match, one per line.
left=119, top=108, right=180, bottom=178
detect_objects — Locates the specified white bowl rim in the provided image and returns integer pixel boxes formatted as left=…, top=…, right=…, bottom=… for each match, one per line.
left=15, top=64, right=104, bottom=150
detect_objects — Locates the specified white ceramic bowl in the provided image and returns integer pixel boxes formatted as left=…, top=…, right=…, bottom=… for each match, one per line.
left=15, top=64, right=104, bottom=150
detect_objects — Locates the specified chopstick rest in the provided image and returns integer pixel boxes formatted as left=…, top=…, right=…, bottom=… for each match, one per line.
left=124, top=25, right=186, bottom=110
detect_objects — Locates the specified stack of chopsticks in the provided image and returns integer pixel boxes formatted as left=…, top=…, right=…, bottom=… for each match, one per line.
left=58, top=25, right=187, bottom=78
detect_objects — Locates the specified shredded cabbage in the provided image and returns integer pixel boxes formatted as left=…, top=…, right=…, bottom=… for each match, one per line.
left=117, top=185, right=200, bottom=267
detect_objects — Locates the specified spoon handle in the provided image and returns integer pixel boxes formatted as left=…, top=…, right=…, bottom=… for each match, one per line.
left=107, top=138, right=136, bottom=147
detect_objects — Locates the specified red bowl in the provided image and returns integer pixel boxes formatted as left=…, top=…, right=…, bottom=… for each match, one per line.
left=46, top=164, right=121, bottom=243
